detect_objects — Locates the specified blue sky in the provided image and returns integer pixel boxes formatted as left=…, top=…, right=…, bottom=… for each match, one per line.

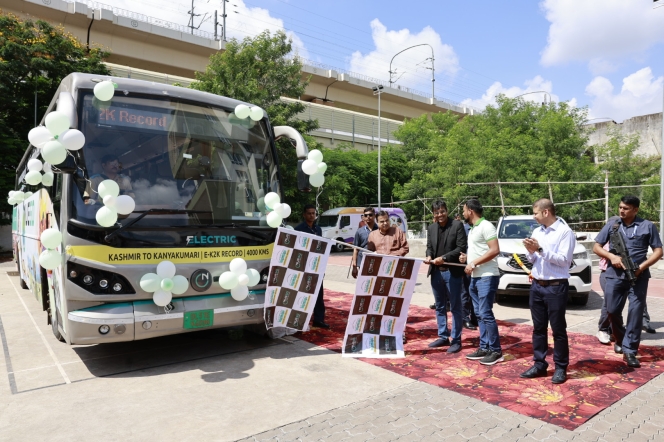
left=115, top=0, right=664, bottom=122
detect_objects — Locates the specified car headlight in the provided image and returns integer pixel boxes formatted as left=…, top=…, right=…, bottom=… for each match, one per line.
left=573, top=251, right=589, bottom=260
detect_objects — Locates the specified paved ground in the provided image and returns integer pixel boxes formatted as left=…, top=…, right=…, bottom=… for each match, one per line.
left=1, top=253, right=664, bottom=441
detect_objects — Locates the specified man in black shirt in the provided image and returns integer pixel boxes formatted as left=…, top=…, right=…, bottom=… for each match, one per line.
left=424, top=200, right=468, bottom=353
left=295, top=204, right=329, bottom=329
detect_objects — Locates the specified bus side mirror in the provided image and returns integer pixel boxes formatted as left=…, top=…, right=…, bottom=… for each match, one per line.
left=297, top=160, right=312, bottom=192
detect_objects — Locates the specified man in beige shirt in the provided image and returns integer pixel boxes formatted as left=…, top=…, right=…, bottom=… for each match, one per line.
left=367, top=210, right=409, bottom=256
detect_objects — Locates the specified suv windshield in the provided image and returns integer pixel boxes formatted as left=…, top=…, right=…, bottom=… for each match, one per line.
left=317, top=215, right=338, bottom=228
left=498, top=219, right=540, bottom=239
left=72, top=92, right=278, bottom=228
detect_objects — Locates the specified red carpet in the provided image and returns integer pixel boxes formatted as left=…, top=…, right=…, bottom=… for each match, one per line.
left=297, top=290, right=664, bottom=430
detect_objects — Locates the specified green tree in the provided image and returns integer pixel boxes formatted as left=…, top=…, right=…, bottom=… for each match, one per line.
left=191, top=30, right=320, bottom=216
left=393, top=96, right=597, bottom=223
left=0, top=11, right=109, bottom=222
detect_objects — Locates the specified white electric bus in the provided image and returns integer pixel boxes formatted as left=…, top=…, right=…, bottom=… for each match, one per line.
left=12, top=73, right=311, bottom=344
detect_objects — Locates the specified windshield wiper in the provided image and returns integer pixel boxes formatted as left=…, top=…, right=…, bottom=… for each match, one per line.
left=104, top=209, right=211, bottom=243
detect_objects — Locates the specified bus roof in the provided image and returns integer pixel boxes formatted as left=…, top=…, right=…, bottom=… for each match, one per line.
left=321, top=207, right=406, bottom=217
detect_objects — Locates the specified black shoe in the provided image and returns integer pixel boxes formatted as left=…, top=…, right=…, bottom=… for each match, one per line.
left=447, top=343, right=462, bottom=354
left=520, top=366, right=548, bottom=379
left=429, top=304, right=436, bottom=310
left=643, top=323, right=656, bottom=334
left=313, top=321, right=330, bottom=329
left=463, top=321, right=477, bottom=330
left=614, top=343, right=623, bottom=354
left=466, top=348, right=490, bottom=360
left=402, top=334, right=407, bottom=344
left=552, top=368, right=567, bottom=384
left=624, top=353, right=640, bottom=368
left=428, top=338, right=451, bottom=348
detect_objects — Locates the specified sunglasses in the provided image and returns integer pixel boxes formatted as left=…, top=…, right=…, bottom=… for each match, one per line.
left=363, top=213, right=375, bottom=217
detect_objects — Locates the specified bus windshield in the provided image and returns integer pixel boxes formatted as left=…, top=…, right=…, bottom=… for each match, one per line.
left=72, top=92, right=279, bottom=228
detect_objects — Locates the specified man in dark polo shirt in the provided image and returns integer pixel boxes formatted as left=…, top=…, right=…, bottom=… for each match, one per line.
left=351, top=207, right=378, bottom=279
left=593, top=195, right=663, bottom=368
left=295, top=204, right=329, bottom=329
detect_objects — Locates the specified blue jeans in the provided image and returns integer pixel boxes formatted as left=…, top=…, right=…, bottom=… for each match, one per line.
left=469, top=276, right=501, bottom=352
left=431, top=269, right=463, bottom=344
left=605, top=276, right=649, bottom=355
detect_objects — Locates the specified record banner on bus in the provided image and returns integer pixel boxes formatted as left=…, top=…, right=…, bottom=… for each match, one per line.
left=264, top=228, right=333, bottom=331
left=342, top=255, right=421, bottom=358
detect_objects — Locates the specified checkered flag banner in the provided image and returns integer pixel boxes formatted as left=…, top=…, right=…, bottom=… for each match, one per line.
left=342, top=254, right=421, bottom=358
left=264, top=228, right=333, bottom=331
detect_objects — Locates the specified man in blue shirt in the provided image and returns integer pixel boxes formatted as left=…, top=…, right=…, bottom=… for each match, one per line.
left=295, top=204, right=329, bottom=329
left=593, top=195, right=663, bottom=368
left=351, top=207, right=378, bottom=278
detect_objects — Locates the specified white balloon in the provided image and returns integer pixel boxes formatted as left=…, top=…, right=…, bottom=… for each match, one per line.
left=246, top=268, right=261, bottom=287
left=7, top=198, right=16, bottom=205
left=219, top=271, right=239, bottom=290
left=45, top=111, right=70, bottom=137
left=8, top=191, right=15, bottom=197
left=24, top=191, right=33, bottom=199
left=257, top=197, right=266, bottom=212
left=25, top=171, right=43, bottom=186
left=281, top=203, right=292, bottom=219
left=237, top=273, right=249, bottom=286
left=40, top=228, right=62, bottom=250
left=309, top=173, right=325, bottom=187
left=273, top=203, right=285, bottom=217
left=94, top=80, right=116, bottom=101
left=264, top=192, right=280, bottom=210
left=39, top=249, right=61, bottom=270
left=153, top=290, right=172, bottom=307
left=156, top=260, right=176, bottom=279
left=249, top=106, right=264, bottom=121
left=42, top=162, right=52, bottom=173
left=307, top=149, right=324, bottom=164
left=41, top=173, right=54, bottom=187
left=235, top=104, right=250, bottom=119
left=60, top=129, right=85, bottom=151
left=285, top=225, right=294, bottom=230
left=171, top=275, right=188, bottom=295
left=301, top=159, right=318, bottom=175
left=13, top=191, right=24, bottom=201
left=103, top=195, right=117, bottom=208
left=28, top=159, right=43, bottom=172
left=267, top=211, right=282, bottom=228
left=41, top=140, right=67, bottom=165
left=95, top=206, right=118, bottom=227
left=97, top=180, right=120, bottom=198
left=28, top=126, right=52, bottom=148
left=317, top=162, right=327, bottom=174
left=140, top=273, right=161, bottom=292
left=229, top=257, right=248, bottom=275
left=115, top=195, right=135, bottom=215
left=230, top=285, right=249, bottom=301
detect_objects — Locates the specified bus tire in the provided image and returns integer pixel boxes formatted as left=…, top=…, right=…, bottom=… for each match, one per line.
left=17, top=252, right=29, bottom=289
left=50, top=306, right=64, bottom=342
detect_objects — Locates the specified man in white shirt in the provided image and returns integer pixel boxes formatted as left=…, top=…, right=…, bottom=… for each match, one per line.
left=459, top=199, right=503, bottom=366
left=521, top=198, right=575, bottom=384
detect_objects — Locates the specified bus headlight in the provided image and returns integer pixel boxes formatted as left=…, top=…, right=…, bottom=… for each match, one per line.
left=99, top=325, right=110, bottom=334
left=83, top=275, right=94, bottom=285
left=67, top=263, right=135, bottom=295
left=99, top=279, right=109, bottom=289
left=113, top=283, right=123, bottom=292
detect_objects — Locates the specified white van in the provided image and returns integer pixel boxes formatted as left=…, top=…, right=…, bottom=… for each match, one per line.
left=318, top=207, right=408, bottom=252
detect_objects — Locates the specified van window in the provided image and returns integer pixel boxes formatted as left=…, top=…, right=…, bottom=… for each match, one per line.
left=318, top=215, right=338, bottom=228
left=340, top=216, right=350, bottom=228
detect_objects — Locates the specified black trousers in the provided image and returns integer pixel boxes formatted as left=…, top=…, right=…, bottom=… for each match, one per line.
left=313, top=284, right=325, bottom=323
left=605, top=276, right=649, bottom=355
left=598, top=272, right=651, bottom=332
left=529, top=281, right=569, bottom=370
left=460, top=274, right=477, bottom=324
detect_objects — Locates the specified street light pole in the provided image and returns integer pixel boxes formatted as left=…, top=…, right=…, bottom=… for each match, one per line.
left=373, top=85, right=384, bottom=210
left=388, top=44, right=435, bottom=99
left=660, top=79, right=664, bottom=241
left=513, top=90, right=552, bottom=104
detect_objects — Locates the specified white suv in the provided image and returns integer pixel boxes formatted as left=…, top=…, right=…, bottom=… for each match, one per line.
left=495, top=215, right=592, bottom=305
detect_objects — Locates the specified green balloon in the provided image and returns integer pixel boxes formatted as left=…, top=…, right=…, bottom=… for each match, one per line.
left=95, top=206, right=118, bottom=227
left=218, top=271, right=238, bottom=290
left=140, top=273, right=161, bottom=292
left=25, top=170, right=43, bottom=186
left=160, top=278, right=174, bottom=291
left=40, top=228, right=62, bottom=250
left=171, top=275, right=188, bottom=295
left=39, top=249, right=61, bottom=270
left=41, top=141, right=67, bottom=165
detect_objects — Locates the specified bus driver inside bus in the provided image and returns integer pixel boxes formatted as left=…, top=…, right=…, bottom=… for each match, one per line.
left=85, top=154, right=135, bottom=204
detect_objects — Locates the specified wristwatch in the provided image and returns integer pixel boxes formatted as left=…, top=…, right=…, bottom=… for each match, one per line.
left=537, top=247, right=543, bottom=253
left=470, top=263, right=476, bottom=269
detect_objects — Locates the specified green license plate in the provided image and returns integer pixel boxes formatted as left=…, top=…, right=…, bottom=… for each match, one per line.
left=183, top=309, right=214, bottom=329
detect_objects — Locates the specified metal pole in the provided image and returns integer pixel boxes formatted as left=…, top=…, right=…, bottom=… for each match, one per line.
left=214, top=10, right=218, bottom=40
left=605, top=170, right=609, bottom=223
left=548, top=181, right=554, bottom=203
left=498, top=181, right=506, bottom=216
left=660, top=81, right=664, bottom=241
left=378, top=93, right=381, bottom=210
left=352, top=115, right=355, bottom=147
left=34, top=88, right=37, bottom=127
left=431, top=52, right=435, bottom=99
left=222, top=0, right=227, bottom=41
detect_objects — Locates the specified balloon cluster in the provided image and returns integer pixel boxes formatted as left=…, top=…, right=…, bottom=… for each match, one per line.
left=23, top=159, right=54, bottom=187
left=301, top=150, right=327, bottom=187
left=7, top=190, right=32, bottom=205
left=232, top=103, right=264, bottom=127
left=140, top=261, right=188, bottom=307
left=218, top=258, right=261, bottom=301
left=95, top=180, right=136, bottom=227
left=39, top=228, right=62, bottom=270
left=93, top=80, right=117, bottom=102
left=28, top=111, right=85, bottom=166
left=257, top=192, right=291, bottom=228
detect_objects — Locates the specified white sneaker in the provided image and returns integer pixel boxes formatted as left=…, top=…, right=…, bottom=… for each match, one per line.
left=597, top=330, right=611, bottom=344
